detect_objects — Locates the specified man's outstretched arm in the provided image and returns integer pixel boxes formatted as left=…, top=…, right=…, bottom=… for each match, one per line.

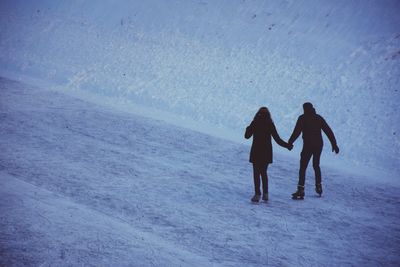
left=288, top=117, right=303, bottom=146
left=321, top=118, right=339, bottom=153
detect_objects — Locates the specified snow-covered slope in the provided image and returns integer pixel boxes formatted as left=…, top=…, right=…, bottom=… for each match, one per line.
left=1, top=77, right=399, bottom=266
left=0, top=0, right=399, bottom=174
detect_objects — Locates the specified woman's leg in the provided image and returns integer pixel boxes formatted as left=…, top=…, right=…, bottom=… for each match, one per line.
left=253, top=164, right=261, bottom=195
left=260, top=164, right=269, bottom=194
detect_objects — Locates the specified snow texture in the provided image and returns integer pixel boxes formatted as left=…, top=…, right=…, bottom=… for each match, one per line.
left=0, top=0, right=400, bottom=265
left=0, top=0, right=399, bottom=173
left=1, top=77, right=399, bottom=266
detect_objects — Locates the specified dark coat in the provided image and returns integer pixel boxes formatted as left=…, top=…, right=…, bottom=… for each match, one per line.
left=288, top=109, right=337, bottom=148
left=245, top=119, right=288, bottom=164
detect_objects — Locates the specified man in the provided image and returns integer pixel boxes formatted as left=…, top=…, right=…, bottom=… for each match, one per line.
left=288, top=102, right=339, bottom=199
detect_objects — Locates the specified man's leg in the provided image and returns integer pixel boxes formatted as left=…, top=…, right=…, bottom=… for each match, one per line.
left=298, top=147, right=312, bottom=186
left=312, top=146, right=323, bottom=185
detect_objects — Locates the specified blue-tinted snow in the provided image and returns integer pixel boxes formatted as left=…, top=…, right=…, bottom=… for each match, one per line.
left=0, top=77, right=399, bottom=266
left=0, top=1, right=399, bottom=265
left=0, top=0, right=399, bottom=173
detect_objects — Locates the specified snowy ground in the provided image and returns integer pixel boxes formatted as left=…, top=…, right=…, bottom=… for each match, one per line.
left=1, top=77, right=399, bottom=266
left=1, top=0, right=399, bottom=173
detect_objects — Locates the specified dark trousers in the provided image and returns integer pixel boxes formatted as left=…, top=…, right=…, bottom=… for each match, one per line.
left=298, top=144, right=323, bottom=186
left=253, top=163, right=269, bottom=195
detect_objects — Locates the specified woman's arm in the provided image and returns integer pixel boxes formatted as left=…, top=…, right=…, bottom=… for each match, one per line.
left=271, top=123, right=290, bottom=148
left=245, top=121, right=254, bottom=139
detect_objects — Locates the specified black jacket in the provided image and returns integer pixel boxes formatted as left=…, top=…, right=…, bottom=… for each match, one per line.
left=245, top=119, right=288, bottom=164
left=288, top=110, right=337, bottom=148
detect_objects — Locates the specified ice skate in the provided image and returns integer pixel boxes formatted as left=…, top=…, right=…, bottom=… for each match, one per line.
left=262, top=192, right=269, bottom=202
left=251, top=194, right=261, bottom=202
left=316, top=183, right=323, bottom=197
left=292, top=185, right=305, bottom=200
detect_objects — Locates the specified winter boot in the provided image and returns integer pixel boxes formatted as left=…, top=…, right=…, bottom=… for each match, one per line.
left=262, top=192, right=269, bottom=202
left=251, top=194, right=261, bottom=202
left=292, top=185, right=305, bottom=200
left=316, top=183, right=323, bottom=197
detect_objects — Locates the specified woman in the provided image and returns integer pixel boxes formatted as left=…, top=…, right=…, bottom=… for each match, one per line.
left=245, top=107, right=291, bottom=202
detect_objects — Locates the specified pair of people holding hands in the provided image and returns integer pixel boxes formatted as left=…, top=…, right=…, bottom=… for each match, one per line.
left=245, top=102, right=339, bottom=202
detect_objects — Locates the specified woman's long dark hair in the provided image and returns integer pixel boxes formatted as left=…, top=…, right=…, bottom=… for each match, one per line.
left=253, top=107, right=273, bottom=125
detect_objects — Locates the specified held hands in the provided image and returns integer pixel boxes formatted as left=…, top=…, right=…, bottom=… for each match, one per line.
left=332, top=144, right=339, bottom=154
left=287, top=143, right=294, bottom=151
